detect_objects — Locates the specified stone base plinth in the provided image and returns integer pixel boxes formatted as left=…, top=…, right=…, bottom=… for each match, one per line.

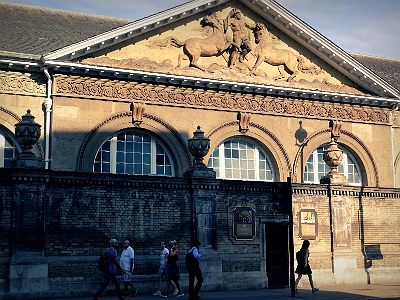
left=9, top=251, right=49, bottom=293
left=320, top=172, right=349, bottom=185
left=184, top=167, right=216, bottom=178
left=11, top=157, right=45, bottom=169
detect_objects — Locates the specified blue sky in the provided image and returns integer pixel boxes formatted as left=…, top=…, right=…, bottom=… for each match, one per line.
left=3, top=0, right=400, bottom=59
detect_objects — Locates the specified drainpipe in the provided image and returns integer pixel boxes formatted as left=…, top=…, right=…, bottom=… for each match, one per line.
left=392, top=126, right=396, bottom=187
left=43, top=67, right=52, bottom=169
left=390, top=104, right=399, bottom=187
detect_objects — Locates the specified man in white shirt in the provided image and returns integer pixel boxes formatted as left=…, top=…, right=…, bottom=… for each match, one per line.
left=120, top=240, right=138, bottom=297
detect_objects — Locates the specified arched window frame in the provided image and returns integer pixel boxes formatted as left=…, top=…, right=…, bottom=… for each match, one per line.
left=93, top=129, right=175, bottom=176
left=303, top=143, right=362, bottom=186
left=207, top=136, right=276, bottom=182
left=0, top=127, right=20, bottom=168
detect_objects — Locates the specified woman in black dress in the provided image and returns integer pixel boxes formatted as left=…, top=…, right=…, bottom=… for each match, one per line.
left=294, top=240, right=319, bottom=294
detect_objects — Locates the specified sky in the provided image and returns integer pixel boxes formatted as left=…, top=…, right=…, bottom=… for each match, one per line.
left=3, top=0, right=400, bottom=59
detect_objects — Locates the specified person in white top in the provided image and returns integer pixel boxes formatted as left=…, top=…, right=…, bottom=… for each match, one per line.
left=120, top=240, right=138, bottom=297
left=153, top=241, right=179, bottom=296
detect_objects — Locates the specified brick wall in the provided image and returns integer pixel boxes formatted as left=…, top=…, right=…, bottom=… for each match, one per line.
left=0, top=168, right=399, bottom=298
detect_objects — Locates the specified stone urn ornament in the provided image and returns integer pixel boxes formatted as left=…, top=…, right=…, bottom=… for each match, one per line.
left=187, top=126, right=210, bottom=167
left=12, top=109, right=44, bottom=168
left=15, top=109, right=41, bottom=158
left=320, top=120, right=348, bottom=184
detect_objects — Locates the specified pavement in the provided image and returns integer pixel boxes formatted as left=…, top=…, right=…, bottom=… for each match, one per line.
left=46, top=284, right=400, bottom=300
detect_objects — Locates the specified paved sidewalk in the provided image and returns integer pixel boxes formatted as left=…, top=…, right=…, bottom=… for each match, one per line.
left=46, top=284, right=400, bottom=300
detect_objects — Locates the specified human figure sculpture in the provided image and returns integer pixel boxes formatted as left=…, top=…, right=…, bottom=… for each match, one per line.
left=151, top=12, right=233, bottom=71
left=224, top=8, right=256, bottom=67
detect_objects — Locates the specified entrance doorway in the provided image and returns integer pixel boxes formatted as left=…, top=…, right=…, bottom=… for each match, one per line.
left=265, top=222, right=289, bottom=288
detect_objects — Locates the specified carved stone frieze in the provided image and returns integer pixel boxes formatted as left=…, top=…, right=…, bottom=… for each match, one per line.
left=393, top=112, right=400, bottom=127
left=0, top=71, right=46, bottom=95
left=81, top=7, right=370, bottom=96
left=54, top=75, right=389, bottom=124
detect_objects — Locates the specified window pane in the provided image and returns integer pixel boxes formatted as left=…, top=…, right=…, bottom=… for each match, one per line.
left=93, top=130, right=174, bottom=176
left=208, top=138, right=274, bottom=182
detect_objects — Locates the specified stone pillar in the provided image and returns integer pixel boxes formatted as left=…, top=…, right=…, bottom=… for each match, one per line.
left=184, top=126, right=217, bottom=248
left=9, top=110, right=48, bottom=295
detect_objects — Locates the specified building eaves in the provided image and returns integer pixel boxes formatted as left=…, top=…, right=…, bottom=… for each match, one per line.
left=40, top=0, right=399, bottom=100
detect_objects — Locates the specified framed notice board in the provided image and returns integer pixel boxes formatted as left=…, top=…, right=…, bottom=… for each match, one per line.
left=233, top=206, right=256, bottom=240
left=298, top=209, right=318, bottom=240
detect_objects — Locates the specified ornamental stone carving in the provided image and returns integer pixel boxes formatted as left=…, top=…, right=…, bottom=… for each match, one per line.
left=0, top=71, right=46, bottom=94
left=83, top=8, right=368, bottom=95
left=54, top=76, right=390, bottom=124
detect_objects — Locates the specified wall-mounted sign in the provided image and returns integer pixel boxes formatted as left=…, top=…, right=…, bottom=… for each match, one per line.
left=298, top=209, right=318, bottom=240
left=233, top=206, right=256, bottom=240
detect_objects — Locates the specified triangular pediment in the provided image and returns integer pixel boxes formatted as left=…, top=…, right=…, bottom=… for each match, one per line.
left=42, top=0, right=400, bottom=104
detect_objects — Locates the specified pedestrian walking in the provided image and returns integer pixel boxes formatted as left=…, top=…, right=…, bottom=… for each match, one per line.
left=93, top=239, right=126, bottom=300
left=153, top=241, right=175, bottom=296
left=160, top=240, right=184, bottom=298
left=294, top=240, right=319, bottom=294
left=186, top=241, right=203, bottom=300
left=120, top=240, right=138, bottom=297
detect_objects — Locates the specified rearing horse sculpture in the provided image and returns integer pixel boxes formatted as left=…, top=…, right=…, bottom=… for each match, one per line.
left=152, top=13, right=233, bottom=71
left=250, top=23, right=303, bottom=81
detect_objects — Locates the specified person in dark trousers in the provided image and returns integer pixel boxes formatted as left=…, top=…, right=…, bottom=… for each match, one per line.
left=187, top=241, right=203, bottom=300
left=94, top=239, right=126, bottom=300
left=294, top=240, right=319, bottom=294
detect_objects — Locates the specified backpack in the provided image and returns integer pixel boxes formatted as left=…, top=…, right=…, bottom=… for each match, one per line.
left=185, top=248, right=198, bottom=268
left=296, top=250, right=305, bottom=264
left=98, top=249, right=110, bottom=272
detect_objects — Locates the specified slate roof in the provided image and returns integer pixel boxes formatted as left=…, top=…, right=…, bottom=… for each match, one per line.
left=350, top=53, right=400, bottom=92
left=0, top=1, right=131, bottom=57
left=0, top=1, right=399, bottom=93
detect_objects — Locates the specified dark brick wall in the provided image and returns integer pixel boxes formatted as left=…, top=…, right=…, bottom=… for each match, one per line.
left=0, top=174, right=13, bottom=280
left=0, top=168, right=399, bottom=286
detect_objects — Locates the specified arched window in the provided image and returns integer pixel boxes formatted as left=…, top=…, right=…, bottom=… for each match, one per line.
left=93, top=129, right=174, bottom=176
left=207, top=137, right=275, bottom=181
left=0, top=127, right=19, bottom=168
left=304, top=144, right=362, bottom=186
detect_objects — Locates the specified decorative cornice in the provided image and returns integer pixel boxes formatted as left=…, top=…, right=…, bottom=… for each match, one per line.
left=54, top=76, right=390, bottom=124
left=292, top=184, right=400, bottom=198
left=0, top=70, right=46, bottom=95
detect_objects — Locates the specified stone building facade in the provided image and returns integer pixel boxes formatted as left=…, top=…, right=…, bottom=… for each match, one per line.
left=0, top=0, right=399, bottom=299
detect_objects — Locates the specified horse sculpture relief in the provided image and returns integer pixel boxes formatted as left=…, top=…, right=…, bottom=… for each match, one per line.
left=250, top=23, right=305, bottom=81
left=151, top=12, right=233, bottom=71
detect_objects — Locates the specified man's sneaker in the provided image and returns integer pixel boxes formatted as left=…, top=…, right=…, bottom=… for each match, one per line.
left=132, top=287, right=138, bottom=296
left=312, top=288, right=319, bottom=293
left=160, top=293, right=168, bottom=298
left=153, top=291, right=161, bottom=296
left=295, top=289, right=298, bottom=294
left=176, top=292, right=184, bottom=297
left=173, top=288, right=179, bottom=295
